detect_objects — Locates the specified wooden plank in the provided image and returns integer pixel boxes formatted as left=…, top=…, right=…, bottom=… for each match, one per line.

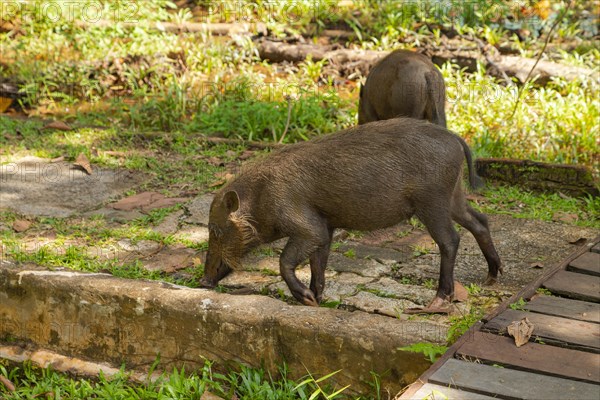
left=525, top=294, right=600, bottom=323
left=568, top=251, right=600, bottom=277
left=456, top=331, right=600, bottom=383
left=401, top=237, right=600, bottom=399
left=543, top=270, right=600, bottom=302
left=429, top=358, right=600, bottom=400
left=484, top=309, right=600, bottom=352
left=482, top=237, right=599, bottom=324
left=397, top=321, right=485, bottom=399
left=408, top=383, right=499, bottom=399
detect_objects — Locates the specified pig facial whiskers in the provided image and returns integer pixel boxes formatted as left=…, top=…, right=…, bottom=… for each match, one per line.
left=229, top=212, right=258, bottom=247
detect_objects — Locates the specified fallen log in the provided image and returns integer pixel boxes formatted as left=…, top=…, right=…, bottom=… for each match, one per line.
left=256, top=38, right=385, bottom=77
left=75, top=20, right=267, bottom=36
left=476, top=158, right=599, bottom=197
left=255, top=37, right=598, bottom=84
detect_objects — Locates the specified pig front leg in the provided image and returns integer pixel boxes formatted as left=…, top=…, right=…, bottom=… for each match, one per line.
left=280, top=237, right=320, bottom=306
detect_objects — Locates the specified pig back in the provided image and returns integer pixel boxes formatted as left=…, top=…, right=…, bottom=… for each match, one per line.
left=240, top=118, right=466, bottom=231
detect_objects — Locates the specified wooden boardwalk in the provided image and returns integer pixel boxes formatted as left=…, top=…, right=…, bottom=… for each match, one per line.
left=400, top=236, right=600, bottom=400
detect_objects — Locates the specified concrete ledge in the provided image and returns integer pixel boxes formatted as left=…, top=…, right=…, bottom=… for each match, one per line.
left=0, top=265, right=444, bottom=394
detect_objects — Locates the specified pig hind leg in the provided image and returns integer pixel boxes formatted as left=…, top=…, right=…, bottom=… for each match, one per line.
left=451, top=191, right=502, bottom=284
left=309, top=227, right=334, bottom=303
left=416, top=207, right=460, bottom=302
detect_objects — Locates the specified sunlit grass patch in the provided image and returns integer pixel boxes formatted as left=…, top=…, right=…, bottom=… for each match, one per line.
left=441, top=63, right=599, bottom=165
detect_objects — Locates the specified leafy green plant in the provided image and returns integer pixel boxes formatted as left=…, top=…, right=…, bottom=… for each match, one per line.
left=423, top=279, right=436, bottom=290
left=398, top=342, right=448, bottom=363
left=294, top=369, right=349, bottom=400
left=509, top=297, right=527, bottom=311
left=0, top=359, right=356, bottom=399
left=447, top=308, right=484, bottom=345
left=343, top=249, right=356, bottom=259
left=535, top=288, right=553, bottom=296
left=411, top=245, right=431, bottom=257
left=466, top=283, right=482, bottom=295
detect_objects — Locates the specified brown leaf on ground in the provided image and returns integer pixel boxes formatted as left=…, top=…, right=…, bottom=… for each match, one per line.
left=507, top=317, right=534, bottom=347
left=109, top=192, right=188, bottom=212
left=529, top=262, right=544, bottom=269
left=103, top=150, right=130, bottom=158
left=214, top=171, right=235, bottom=180
left=466, top=193, right=486, bottom=202
left=0, top=375, right=16, bottom=391
left=74, top=153, right=93, bottom=175
left=208, top=179, right=226, bottom=188
left=140, top=197, right=188, bottom=213
left=205, top=156, right=225, bottom=166
left=12, top=219, right=31, bottom=232
left=238, top=150, right=255, bottom=160
left=200, top=391, right=226, bottom=400
left=552, top=212, right=578, bottom=224
left=453, top=280, right=469, bottom=302
left=43, top=120, right=72, bottom=131
left=111, top=192, right=164, bottom=211
left=0, top=97, right=13, bottom=113
left=568, top=237, right=587, bottom=245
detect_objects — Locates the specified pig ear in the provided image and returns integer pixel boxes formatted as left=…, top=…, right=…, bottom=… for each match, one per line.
left=223, top=191, right=240, bottom=214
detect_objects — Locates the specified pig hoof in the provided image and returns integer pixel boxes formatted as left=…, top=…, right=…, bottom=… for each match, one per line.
left=299, top=290, right=319, bottom=307
left=198, top=279, right=217, bottom=289
left=483, top=275, right=498, bottom=286
left=404, top=297, right=453, bottom=315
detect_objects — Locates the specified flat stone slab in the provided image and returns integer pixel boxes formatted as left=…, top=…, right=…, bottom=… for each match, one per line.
left=0, top=157, right=144, bottom=217
left=109, top=191, right=189, bottom=212
left=185, top=193, right=215, bottom=225
left=0, top=265, right=438, bottom=394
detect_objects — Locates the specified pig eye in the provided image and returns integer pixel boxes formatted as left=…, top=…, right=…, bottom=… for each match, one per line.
left=208, top=223, right=222, bottom=238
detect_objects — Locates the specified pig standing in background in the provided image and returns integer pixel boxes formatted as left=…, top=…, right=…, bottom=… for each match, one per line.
left=359, top=49, right=446, bottom=127
left=200, top=118, right=501, bottom=313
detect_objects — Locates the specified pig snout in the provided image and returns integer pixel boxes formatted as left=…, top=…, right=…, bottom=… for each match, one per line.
left=199, top=252, right=232, bottom=288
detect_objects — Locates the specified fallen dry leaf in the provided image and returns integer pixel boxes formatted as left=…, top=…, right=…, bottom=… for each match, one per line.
left=0, top=97, right=13, bottom=113
left=466, top=193, right=486, bottom=202
left=507, top=317, right=534, bottom=347
left=208, top=179, right=226, bottom=188
left=553, top=212, right=578, bottom=224
left=205, top=156, right=225, bottom=166
left=110, top=192, right=164, bottom=211
left=74, top=153, right=93, bottom=175
left=12, top=219, right=31, bottom=233
left=50, top=156, right=65, bottom=163
left=568, top=237, right=587, bottom=245
left=0, top=375, right=15, bottom=392
left=103, top=150, right=130, bottom=158
left=238, top=150, right=255, bottom=160
left=453, top=280, right=469, bottom=302
left=208, top=173, right=234, bottom=188
left=43, top=120, right=72, bottom=131
left=529, top=262, right=544, bottom=269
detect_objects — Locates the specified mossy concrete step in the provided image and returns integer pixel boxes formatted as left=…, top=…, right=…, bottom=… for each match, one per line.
left=0, top=264, right=446, bottom=395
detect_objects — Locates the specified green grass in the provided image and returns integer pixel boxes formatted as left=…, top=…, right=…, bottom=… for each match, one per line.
left=477, top=185, right=600, bottom=229
left=0, top=360, right=361, bottom=400
left=398, top=342, right=448, bottom=364
left=1, top=1, right=597, bottom=165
